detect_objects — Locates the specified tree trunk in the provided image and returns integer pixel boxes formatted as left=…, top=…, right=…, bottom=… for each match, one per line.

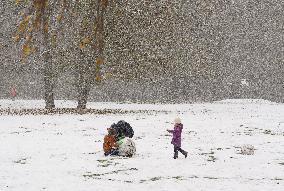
left=95, top=0, right=106, bottom=78
left=77, top=51, right=91, bottom=110
left=42, top=5, right=55, bottom=109
left=76, top=0, right=106, bottom=109
left=43, top=51, right=55, bottom=109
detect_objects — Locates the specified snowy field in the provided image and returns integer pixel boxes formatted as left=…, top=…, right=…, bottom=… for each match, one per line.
left=0, top=99, right=283, bottom=191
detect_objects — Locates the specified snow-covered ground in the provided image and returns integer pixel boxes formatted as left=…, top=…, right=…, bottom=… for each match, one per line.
left=0, top=99, right=283, bottom=191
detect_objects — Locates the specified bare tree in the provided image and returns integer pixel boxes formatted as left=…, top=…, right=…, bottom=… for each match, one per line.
left=14, top=0, right=108, bottom=109
left=76, top=0, right=107, bottom=109
left=14, top=0, right=62, bottom=108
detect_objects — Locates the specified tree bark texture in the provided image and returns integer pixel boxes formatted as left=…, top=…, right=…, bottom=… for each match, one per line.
left=76, top=0, right=106, bottom=109
left=42, top=4, right=55, bottom=109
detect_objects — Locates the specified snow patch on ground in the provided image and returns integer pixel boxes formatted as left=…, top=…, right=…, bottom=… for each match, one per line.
left=215, top=99, right=278, bottom=104
left=0, top=99, right=283, bottom=191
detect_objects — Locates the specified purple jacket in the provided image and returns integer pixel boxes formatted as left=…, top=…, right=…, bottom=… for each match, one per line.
left=168, top=123, right=183, bottom=147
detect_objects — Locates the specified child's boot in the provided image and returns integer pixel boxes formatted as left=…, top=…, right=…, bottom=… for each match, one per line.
left=174, top=151, right=178, bottom=159
left=180, top=149, right=188, bottom=158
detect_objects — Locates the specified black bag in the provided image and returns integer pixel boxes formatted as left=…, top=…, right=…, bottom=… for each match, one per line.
left=111, top=120, right=134, bottom=138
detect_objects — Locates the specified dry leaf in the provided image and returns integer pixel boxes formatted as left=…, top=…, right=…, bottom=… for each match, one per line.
left=79, top=42, right=85, bottom=49
left=51, top=34, right=57, bottom=46
left=26, top=35, right=32, bottom=42
left=15, top=0, right=21, bottom=5
left=96, top=57, right=103, bottom=65
left=95, top=75, right=102, bottom=82
left=104, top=72, right=112, bottom=79
left=79, top=37, right=91, bottom=49
left=22, top=44, right=31, bottom=56
left=82, top=37, right=91, bottom=44
left=44, top=21, right=49, bottom=33
left=57, top=15, right=63, bottom=22
left=12, top=35, right=20, bottom=42
left=101, top=0, right=108, bottom=8
left=23, top=15, right=31, bottom=23
left=28, top=27, right=34, bottom=33
left=82, top=18, right=89, bottom=29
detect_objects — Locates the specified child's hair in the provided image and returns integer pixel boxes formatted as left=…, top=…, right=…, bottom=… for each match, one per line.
left=174, top=117, right=181, bottom=124
left=107, top=128, right=116, bottom=136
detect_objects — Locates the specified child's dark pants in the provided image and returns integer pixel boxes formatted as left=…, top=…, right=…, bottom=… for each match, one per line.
left=174, top=146, right=187, bottom=159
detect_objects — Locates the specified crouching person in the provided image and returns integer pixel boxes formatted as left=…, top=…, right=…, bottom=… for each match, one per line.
left=103, top=128, right=119, bottom=156
left=103, top=120, right=136, bottom=157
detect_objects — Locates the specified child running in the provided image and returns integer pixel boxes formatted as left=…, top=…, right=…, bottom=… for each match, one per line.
left=167, top=117, right=188, bottom=159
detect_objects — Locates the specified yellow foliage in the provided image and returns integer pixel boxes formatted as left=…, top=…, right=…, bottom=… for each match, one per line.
left=82, top=37, right=91, bottom=44
left=95, top=75, right=102, bottom=82
left=12, top=35, right=20, bottom=42
left=104, top=72, right=112, bottom=79
left=17, top=23, right=26, bottom=33
left=22, top=44, right=31, bottom=56
left=96, top=57, right=103, bottom=65
left=44, top=21, right=49, bottom=33
left=26, top=35, right=32, bottom=42
left=51, top=34, right=57, bottom=46
left=24, top=15, right=31, bottom=22
left=79, top=42, right=85, bottom=49
left=82, top=18, right=89, bottom=29
left=57, top=15, right=63, bottom=22
left=17, top=16, right=31, bottom=33
left=15, top=0, right=21, bottom=5
left=34, top=0, right=48, bottom=10
left=101, top=0, right=108, bottom=8
left=79, top=37, right=91, bottom=49
left=33, top=19, right=40, bottom=29
left=28, top=27, right=33, bottom=33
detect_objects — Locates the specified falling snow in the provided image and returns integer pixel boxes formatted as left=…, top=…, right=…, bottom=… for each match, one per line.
left=0, top=1, right=283, bottom=103
left=0, top=1, right=283, bottom=190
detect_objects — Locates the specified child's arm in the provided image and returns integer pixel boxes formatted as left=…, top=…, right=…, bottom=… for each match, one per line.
left=168, top=127, right=180, bottom=134
left=116, top=136, right=124, bottom=146
left=111, top=141, right=118, bottom=148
